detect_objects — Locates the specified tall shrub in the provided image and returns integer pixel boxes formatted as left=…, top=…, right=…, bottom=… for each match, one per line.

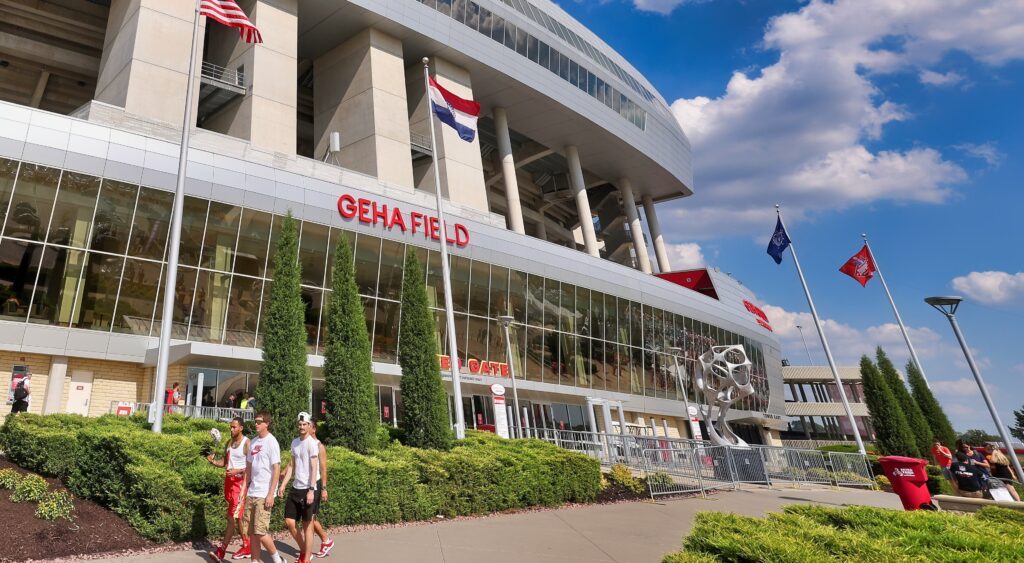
left=860, top=355, right=917, bottom=457
left=1012, top=404, right=1024, bottom=442
left=876, top=348, right=932, bottom=456
left=907, top=360, right=957, bottom=447
left=256, top=213, right=310, bottom=426
left=320, top=234, right=378, bottom=453
left=397, top=251, right=452, bottom=450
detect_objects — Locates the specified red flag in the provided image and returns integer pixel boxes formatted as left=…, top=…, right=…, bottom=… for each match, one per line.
left=839, top=245, right=876, bottom=287
left=200, top=0, right=262, bottom=44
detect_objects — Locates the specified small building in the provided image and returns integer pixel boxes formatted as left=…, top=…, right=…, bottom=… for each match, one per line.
left=781, top=365, right=874, bottom=448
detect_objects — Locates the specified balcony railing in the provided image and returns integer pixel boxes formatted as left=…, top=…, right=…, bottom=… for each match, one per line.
left=201, top=61, right=245, bottom=89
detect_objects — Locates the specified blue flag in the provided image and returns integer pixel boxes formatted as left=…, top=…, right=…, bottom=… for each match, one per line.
left=767, top=218, right=791, bottom=264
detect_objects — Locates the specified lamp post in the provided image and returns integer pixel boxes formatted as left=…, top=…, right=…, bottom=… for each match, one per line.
left=925, top=296, right=1024, bottom=483
left=796, top=325, right=813, bottom=364
left=667, top=347, right=695, bottom=440
left=498, top=315, right=523, bottom=437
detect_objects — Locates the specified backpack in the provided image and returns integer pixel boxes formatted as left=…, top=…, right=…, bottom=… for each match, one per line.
left=13, top=383, right=27, bottom=401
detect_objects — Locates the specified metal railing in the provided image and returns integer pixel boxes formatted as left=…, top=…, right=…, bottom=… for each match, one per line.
left=109, top=401, right=254, bottom=422
left=521, top=428, right=875, bottom=497
left=201, top=61, right=245, bottom=88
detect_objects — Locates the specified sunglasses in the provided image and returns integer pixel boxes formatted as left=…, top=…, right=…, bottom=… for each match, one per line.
left=255, top=418, right=266, bottom=424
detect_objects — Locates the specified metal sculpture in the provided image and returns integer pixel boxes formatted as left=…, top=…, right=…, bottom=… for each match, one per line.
left=695, top=344, right=754, bottom=447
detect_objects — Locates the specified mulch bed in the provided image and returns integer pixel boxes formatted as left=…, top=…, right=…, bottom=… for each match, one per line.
left=596, top=481, right=650, bottom=503
left=0, top=458, right=154, bottom=562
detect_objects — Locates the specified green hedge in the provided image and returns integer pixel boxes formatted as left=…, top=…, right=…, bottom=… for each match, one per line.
left=662, top=504, right=1024, bottom=561
left=1, top=415, right=600, bottom=542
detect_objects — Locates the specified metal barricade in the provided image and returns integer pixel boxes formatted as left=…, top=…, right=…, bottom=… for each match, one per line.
left=641, top=446, right=705, bottom=498
left=828, top=451, right=875, bottom=487
left=792, top=448, right=832, bottom=485
left=727, top=447, right=771, bottom=485
left=691, top=445, right=737, bottom=490
left=108, top=401, right=254, bottom=422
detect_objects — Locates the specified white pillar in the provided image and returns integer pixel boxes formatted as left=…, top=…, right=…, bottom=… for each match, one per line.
left=494, top=108, right=525, bottom=234
left=585, top=398, right=599, bottom=433
left=616, top=404, right=627, bottom=435
left=536, top=213, right=548, bottom=241
left=642, top=195, right=671, bottom=272
left=618, top=179, right=651, bottom=274
left=42, top=356, right=69, bottom=415
left=565, top=146, right=599, bottom=257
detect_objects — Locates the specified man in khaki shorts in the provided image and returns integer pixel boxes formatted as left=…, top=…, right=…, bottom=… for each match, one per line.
left=242, top=411, right=285, bottom=563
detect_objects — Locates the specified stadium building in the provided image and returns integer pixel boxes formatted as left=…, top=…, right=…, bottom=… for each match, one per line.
left=0, top=0, right=786, bottom=442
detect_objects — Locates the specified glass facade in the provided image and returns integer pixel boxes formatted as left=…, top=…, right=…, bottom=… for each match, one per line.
left=414, top=0, right=648, bottom=129
left=0, top=157, right=771, bottom=413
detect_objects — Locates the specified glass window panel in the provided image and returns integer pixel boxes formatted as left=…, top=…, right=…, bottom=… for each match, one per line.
left=376, top=238, right=405, bottom=301
left=490, top=14, right=504, bottom=43
left=379, top=386, right=395, bottom=425
left=478, top=7, right=492, bottom=36
left=508, top=322, right=526, bottom=382
left=508, top=269, right=526, bottom=323
left=362, top=295, right=376, bottom=351
left=7, top=163, right=60, bottom=242
left=28, top=246, right=86, bottom=326
left=590, top=291, right=604, bottom=341
left=616, top=297, right=629, bottom=344
left=466, top=314, right=487, bottom=362
left=503, top=21, right=516, bottom=50
left=488, top=265, right=509, bottom=317
left=152, top=266, right=197, bottom=339
left=113, top=258, right=162, bottom=335
left=542, top=279, right=560, bottom=330
left=551, top=403, right=569, bottom=431
left=524, top=326, right=545, bottom=382
left=576, top=287, right=590, bottom=337
left=424, top=249, right=443, bottom=309
left=432, top=309, right=447, bottom=358
left=538, top=41, right=549, bottom=69
left=487, top=318, right=506, bottom=364
left=0, top=158, right=19, bottom=232
left=548, top=47, right=560, bottom=74
left=353, top=234, right=381, bottom=296
left=223, top=275, right=262, bottom=346
left=177, top=196, right=209, bottom=267
left=325, top=229, right=355, bottom=289
left=587, top=71, right=597, bottom=97
left=200, top=202, right=240, bottom=271
left=449, top=254, right=471, bottom=313
left=0, top=238, right=42, bottom=321
left=526, top=274, right=543, bottom=327
left=48, top=172, right=100, bottom=248
left=189, top=269, right=232, bottom=343
left=629, top=300, right=643, bottom=347
left=465, top=1, right=479, bottom=29
left=467, top=260, right=489, bottom=317
left=302, top=287, right=323, bottom=353
left=568, top=404, right=586, bottom=431
left=372, top=299, right=400, bottom=362
left=234, top=209, right=272, bottom=278
left=558, top=283, right=574, bottom=333
left=90, top=180, right=137, bottom=255
left=452, top=0, right=466, bottom=23
left=128, top=187, right=173, bottom=260
left=527, top=35, right=539, bottom=63
left=297, top=221, right=329, bottom=287
left=437, top=0, right=451, bottom=17
left=70, top=252, right=123, bottom=331
left=569, top=60, right=579, bottom=87
left=570, top=334, right=587, bottom=387
left=453, top=312, right=469, bottom=363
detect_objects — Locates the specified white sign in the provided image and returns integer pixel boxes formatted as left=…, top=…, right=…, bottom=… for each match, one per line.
left=689, top=417, right=704, bottom=441
left=492, top=395, right=509, bottom=439
left=687, top=405, right=698, bottom=417
left=490, top=383, right=505, bottom=396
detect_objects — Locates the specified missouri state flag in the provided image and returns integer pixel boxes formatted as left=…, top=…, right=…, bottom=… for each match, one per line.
left=839, top=245, right=877, bottom=287
left=428, top=77, right=480, bottom=142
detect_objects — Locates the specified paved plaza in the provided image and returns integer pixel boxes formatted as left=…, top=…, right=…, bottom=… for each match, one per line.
left=95, top=487, right=901, bottom=563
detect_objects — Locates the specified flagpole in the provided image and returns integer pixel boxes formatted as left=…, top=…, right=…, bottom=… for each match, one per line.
left=862, top=234, right=930, bottom=389
left=150, top=0, right=202, bottom=433
left=776, top=205, right=865, bottom=454
left=423, top=57, right=467, bottom=440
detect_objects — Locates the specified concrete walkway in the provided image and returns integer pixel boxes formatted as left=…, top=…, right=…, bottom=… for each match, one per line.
left=97, top=487, right=901, bottom=563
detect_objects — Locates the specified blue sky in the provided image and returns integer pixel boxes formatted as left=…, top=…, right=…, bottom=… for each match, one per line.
left=557, top=0, right=1024, bottom=435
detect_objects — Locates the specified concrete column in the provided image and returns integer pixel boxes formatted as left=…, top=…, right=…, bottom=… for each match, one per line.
left=536, top=213, right=547, bottom=241
left=565, top=146, right=599, bottom=257
left=42, top=356, right=69, bottom=415
left=493, top=108, right=525, bottom=234
left=617, top=179, right=652, bottom=274
left=96, top=0, right=204, bottom=125
left=616, top=404, right=627, bottom=435
left=642, top=195, right=671, bottom=272
left=408, top=57, right=487, bottom=211
left=314, top=28, right=414, bottom=188
left=585, top=398, right=599, bottom=433
left=201, top=0, right=298, bottom=154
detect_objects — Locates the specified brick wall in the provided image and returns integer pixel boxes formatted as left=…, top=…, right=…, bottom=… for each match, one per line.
left=0, top=351, right=55, bottom=424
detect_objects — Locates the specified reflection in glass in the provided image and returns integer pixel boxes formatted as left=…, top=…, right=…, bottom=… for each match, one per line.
left=0, top=158, right=19, bottom=232
left=189, top=268, right=231, bottom=343
left=28, top=245, right=86, bottom=326
left=91, top=180, right=137, bottom=255
left=48, top=172, right=100, bottom=248
left=177, top=197, right=209, bottom=267
left=153, top=266, right=197, bottom=339
left=466, top=314, right=487, bottom=362
left=234, top=209, right=272, bottom=278
left=376, top=238, right=405, bottom=301
left=354, top=234, right=380, bottom=296
left=526, top=274, right=543, bottom=327
left=467, top=260, right=489, bottom=317
left=302, top=287, right=323, bottom=352
left=201, top=202, right=241, bottom=271
left=113, top=258, right=162, bottom=335
left=129, top=187, right=173, bottom=260
left=71, top=252, right=123, bottom=330
left=298, top=221, right=329, bottom=287
left=0, top=238, right=42, bottom=321
left=7, top=163, right=60, bottom=241
left=325, top=229, right=355, bottom=289
left=424, top=249, right=443, bottom=308
left=524, top=326, right=544, bottom=383
left=372, top=299, right=400, bottom=362
left=449, top=255, right=470, bottom=313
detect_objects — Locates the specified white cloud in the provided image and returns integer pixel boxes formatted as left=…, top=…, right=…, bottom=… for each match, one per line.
left=930, top=377, right=994, bottom=397
left=919, top=69, right=964, bottom=86
left=951, top=271, right=1024, bottom=305
left=954, top=142, right=1004, bottom=167
left=665, top=243, right=705, bottom=269
left=661, top=0, right=1024, bottom=240
left=631, top=0, right=689, bottom=15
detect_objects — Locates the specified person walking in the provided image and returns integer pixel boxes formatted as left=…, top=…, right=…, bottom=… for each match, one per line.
left=242, top=411, right=285, bottom=563
left=930, top=440, right=953, bottom=482
left=985, top=443, right=1021, bottom=502
left=206, top=417, right=251, bottom=562
left=277, top=412, right=320, bottom=563
left=307, top=421, right=334, bottom=558
left=951, top=451, right=986, bottom=498
left=10, top=378, right=29, bottom=414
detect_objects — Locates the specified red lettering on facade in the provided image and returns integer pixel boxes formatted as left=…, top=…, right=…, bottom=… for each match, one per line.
left=338, top=194, right=357, bottom=219
left=390, top=207, right=406, bottom=231
left=335, top=194, right=470, bottom=247
left=357, top=198, right=372, bottom=223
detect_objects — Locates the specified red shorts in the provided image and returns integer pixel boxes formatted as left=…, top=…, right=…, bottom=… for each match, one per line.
left=224, top=474, right=245, bottom=520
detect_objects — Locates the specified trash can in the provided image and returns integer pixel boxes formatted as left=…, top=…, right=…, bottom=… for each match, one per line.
left=879, top=456, right=934, bottom=510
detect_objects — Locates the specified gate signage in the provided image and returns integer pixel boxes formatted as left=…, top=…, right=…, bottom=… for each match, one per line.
left=337, top=193, right=469, bottom=246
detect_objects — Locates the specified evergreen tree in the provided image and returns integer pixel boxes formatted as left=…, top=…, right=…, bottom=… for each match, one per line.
left=959, top=429, right=998, bottom=446
left=320, top=234, right=378, bottom=453
left=398, top=251, right=453, bottom=450
left=860, top=355, right=918, bottom=457
left=1011, top=404, right=1024, bottom=442
left=255, top=213, right=310, bottom=428
left=906, top=360, right=957, bottom=447
left=876, top=347, right=932, bottom=456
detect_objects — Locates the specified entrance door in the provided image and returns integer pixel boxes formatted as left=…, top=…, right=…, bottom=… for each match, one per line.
left=66, top=370, right=94, bottom=416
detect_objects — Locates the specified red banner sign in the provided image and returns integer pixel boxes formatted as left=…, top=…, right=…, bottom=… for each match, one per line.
left=438, top=355, right=510, bottom=377
left=742, top=300, right=773, bottom=332
left=337, top=194, right=469, bottom=246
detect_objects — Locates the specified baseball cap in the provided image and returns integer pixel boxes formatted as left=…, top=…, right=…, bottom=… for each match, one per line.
left=297, top=411, right=312, bottom=423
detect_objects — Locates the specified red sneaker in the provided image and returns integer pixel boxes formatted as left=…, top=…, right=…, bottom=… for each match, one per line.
left=315, top=539, right=335, bottom=558
left=232, top=544, right=252, bottom=559
left=210, top=546, right=227, bottom=562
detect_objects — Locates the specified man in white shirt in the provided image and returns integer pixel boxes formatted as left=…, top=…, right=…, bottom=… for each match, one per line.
left=242, top=411, right=285, bottom=563
left=278, top=412, right=319, bottom=563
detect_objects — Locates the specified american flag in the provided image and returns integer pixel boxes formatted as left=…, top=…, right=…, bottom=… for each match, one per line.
left=200, top=0, right=263, bottom=44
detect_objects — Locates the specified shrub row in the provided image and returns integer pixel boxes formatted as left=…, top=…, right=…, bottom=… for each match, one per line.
left=662, top=504, right=1024, bottom=561
left=1, top=414, right=601, bottom=542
